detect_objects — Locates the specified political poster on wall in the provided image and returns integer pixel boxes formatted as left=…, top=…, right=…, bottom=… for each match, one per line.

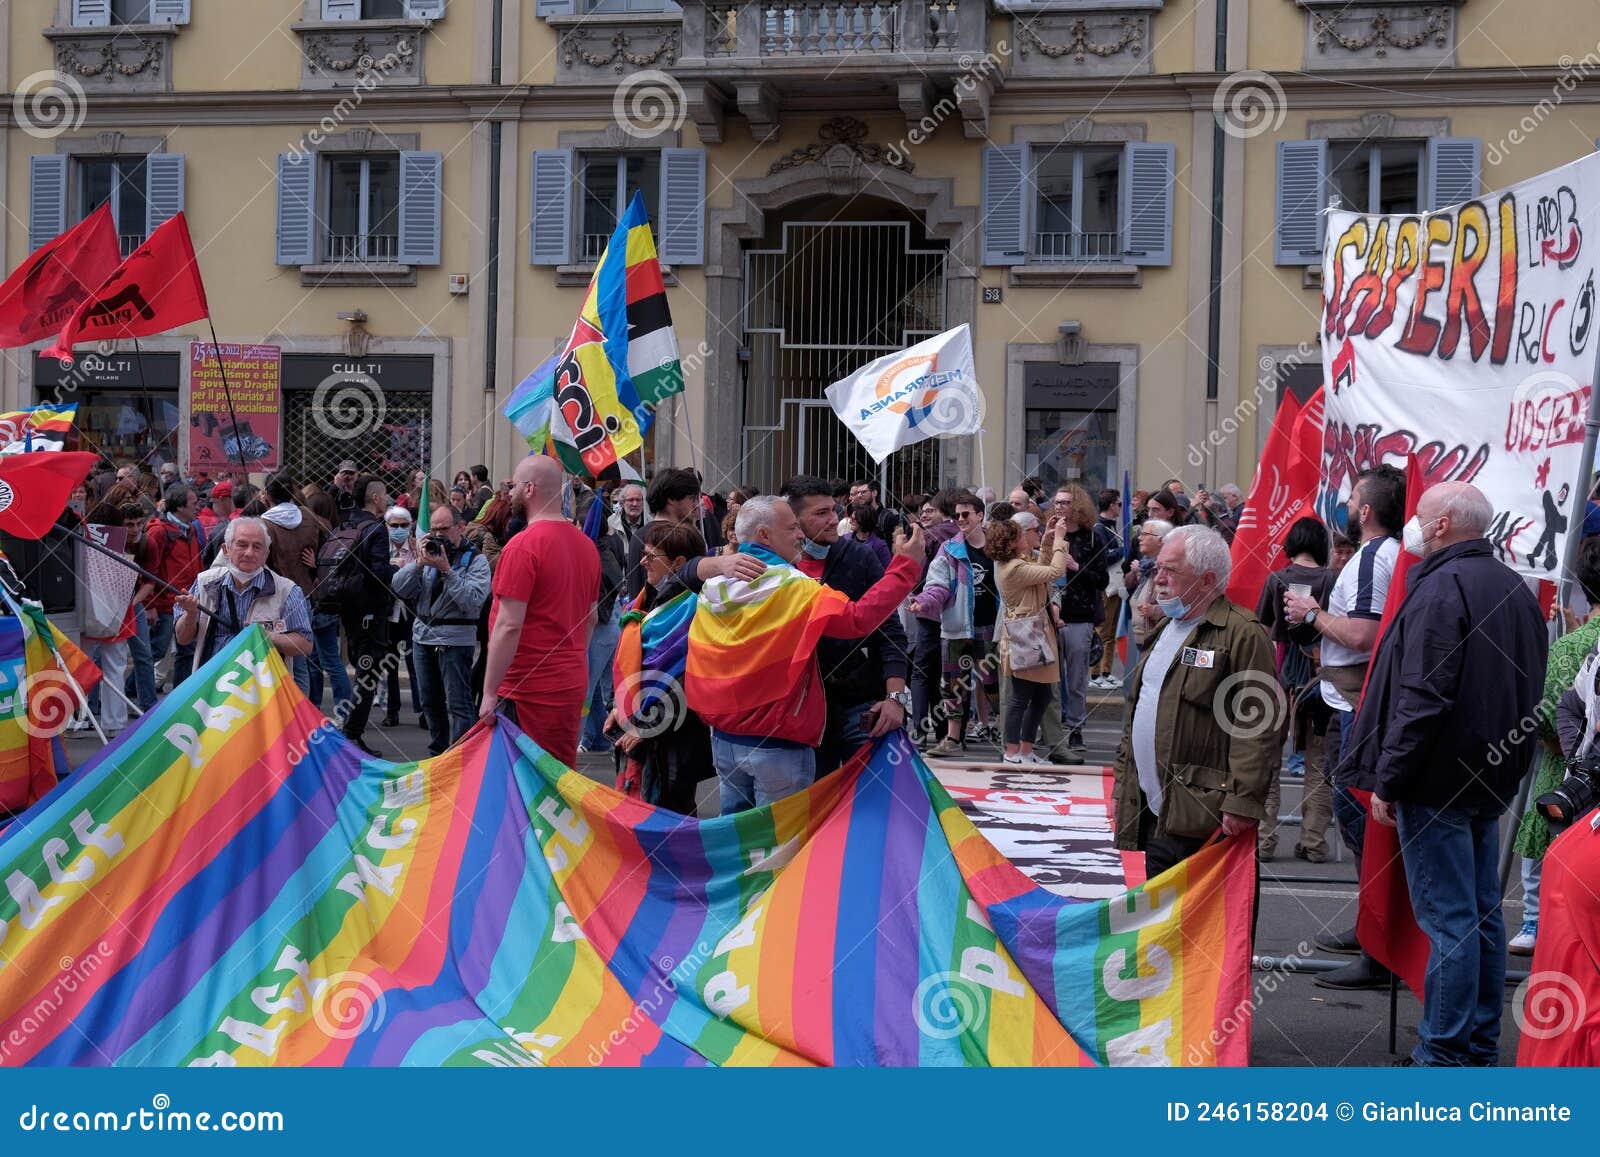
left=1319, top=152, right=1600, bottom=578
left=188, top=342, right=281, bottom=473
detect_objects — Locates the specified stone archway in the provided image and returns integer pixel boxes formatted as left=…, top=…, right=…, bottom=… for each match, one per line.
left=694, top=121, right=978, bottom=492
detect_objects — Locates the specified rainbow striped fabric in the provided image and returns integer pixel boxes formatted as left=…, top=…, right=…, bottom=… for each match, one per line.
left=0, top=627, right=1255, bottom=1066
left=503, top=193, right=682, bottom=480
left=0, top=599, right=99, bottom=813
left=0, top=404, right=76, bottom=455
left=613, top=587, right=696, bottom=730
left=685, top=546, right=851, bottom=715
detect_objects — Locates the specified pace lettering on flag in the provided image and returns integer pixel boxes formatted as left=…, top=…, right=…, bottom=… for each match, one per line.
left=503, top=193, right=682, bottom=479
left=0, top=205, right=121, bottom=350
left=1226, top=387, right=1325, bottom=611
left=825, top=324, right=983, bottom=464
left=43, top=212, right=208, bottom=363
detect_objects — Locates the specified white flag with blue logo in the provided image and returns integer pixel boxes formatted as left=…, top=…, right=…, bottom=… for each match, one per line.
left=824, top=324, right=984, bottom=463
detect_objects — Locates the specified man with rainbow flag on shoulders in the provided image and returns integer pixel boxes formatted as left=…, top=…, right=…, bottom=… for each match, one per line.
left=685, top=495, right=923, bottom=813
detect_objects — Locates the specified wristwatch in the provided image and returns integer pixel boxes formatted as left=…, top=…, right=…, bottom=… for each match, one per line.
left=888, top=689, right=913, bottom=713
left=1304, top=609, right=1319, bottom=627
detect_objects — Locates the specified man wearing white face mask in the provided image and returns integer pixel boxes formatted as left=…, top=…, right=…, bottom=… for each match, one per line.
left=1110, top=524, right=1278, bottom=877
left=174, top=517, right=314, bottom=665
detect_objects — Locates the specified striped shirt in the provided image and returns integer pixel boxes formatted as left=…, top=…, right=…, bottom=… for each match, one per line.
left=1320, top=535, right=1398, bottom=711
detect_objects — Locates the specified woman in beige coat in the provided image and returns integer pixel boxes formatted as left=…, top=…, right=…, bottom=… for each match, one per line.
left=992, top=510, right=1076, bottom=764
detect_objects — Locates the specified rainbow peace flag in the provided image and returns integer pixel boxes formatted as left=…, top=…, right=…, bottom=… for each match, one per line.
left=0, top=627, right=1255, bottom=1066
left=0, top=403, right=76, bottom=454
left=685, top=547, right=852, bottom=715
left=0, top=600, right=100, bottom=813
left=503, top=193, right=682, bottom=480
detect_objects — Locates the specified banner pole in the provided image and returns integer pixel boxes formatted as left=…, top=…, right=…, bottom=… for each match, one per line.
left=48, top=525, right=222, bottom=619
left=203, top=318, right=252, bottom=482
left=974, top=428, right=987, bottom=495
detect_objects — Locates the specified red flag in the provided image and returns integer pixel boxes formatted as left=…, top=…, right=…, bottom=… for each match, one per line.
left=1225, top=387, right=1325, bottom=609
left=43, top=213, right=208, bottom=362
left=1354, top=452, right=1431, bottom=999
left=0, top=205, right=121, bottom=350
left=0, top=452, right=98, bottom=539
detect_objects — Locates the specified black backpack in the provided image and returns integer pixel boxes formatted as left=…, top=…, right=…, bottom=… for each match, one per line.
left=312, top=521, right=379, bottom=612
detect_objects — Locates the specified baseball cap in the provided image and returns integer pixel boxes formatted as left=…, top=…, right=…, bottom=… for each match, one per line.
left=211, top=480, right=233, bottom=499
left=336, top=460, right=357, bottom=473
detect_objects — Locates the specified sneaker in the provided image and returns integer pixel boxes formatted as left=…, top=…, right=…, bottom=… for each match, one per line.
left=1509, top=921, right=1537, bottom=955
left=927, top=737, right=963, bottom=758
left=1091, top=676, right=1109, bottom=690
left=1002, top=752, right=1026, bottom=765
left=1068, top=729, right=1085, bottom=752
left=1314, top=926, right=1362, bottom=954
left=1312, top=954, right=1394, bottom=991
left=1055, top=749, right=1084, bottom=766
left=1103, top=675, right=1122, bottom=689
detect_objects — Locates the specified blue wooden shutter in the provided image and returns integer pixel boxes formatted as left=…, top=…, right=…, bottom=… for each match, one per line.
left=658, top=148, right=705, bottom=266
left=145, top=153, right=185, bottom=235
left=150, top=0, right=191, bottom=23
left=275, top=152, right=317, bottom=266
left=404, top=0, right=446, bottom=17
left=71, top=0, right=111, bottom=26
left=535, top=0, right=577, bottom=16
left=1121, top=141, right=1173, bottom=266
left=1275, top=139, right=1328, bottom=266
left=1427, top=137, right=1481, bottom=210
left=530, top=149, right=574, bottom=266
left=981, top=144, right=1029, bottom=266
left=397, top=150, right=443, bottom=265
left=322, top=0, right=360, bottom=21
left=29, top=155, right=68, bottom=252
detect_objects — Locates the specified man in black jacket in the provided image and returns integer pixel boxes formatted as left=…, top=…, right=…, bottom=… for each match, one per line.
left=340, top=474, right=398, bottom=755
left=785, top=476, right=913, bottom=775
left=1340, top=481, right=1547, bottom=1066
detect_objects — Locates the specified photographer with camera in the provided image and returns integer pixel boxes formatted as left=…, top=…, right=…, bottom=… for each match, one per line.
left=393, top=504, right=492, bottom=756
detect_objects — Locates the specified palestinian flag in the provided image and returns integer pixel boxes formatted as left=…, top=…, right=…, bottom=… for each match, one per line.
left=503, top=192, right=682, bottom=479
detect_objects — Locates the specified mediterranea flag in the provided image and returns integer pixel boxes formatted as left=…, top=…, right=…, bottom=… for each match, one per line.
left=0, top=205, right=121, bottom=350
left=43, top=213, right=208, bottom=362
left=0, top=451, right=98, bottom=539
left=1225, top=387, right=1325, bottom=610
left=1354, top=453, right=1431, bottom=999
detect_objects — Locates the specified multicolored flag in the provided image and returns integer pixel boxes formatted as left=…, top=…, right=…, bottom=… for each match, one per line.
left=0, top=404, right=77, bottom=455
left=44, top=212, right=209, bottom=363
left=502, top=193, right=682, bottom=479
left=0, top=627, right=1255, bottom=1067
left=0, top=204, right=121, bottom=350
left=825, top=324, right=982, bottom=464
left=0, top=450, right=98, bottom=539
left=0, top=595, right=100, bottom=813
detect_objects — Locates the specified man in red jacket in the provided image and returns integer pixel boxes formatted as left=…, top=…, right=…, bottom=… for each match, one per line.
left=143, top=483, right=204, bottom=691
left=690, top=494, right=922, bottom=813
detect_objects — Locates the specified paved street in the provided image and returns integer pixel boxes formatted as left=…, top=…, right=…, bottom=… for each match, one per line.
left=58, top=683, right=1526, bottom=1067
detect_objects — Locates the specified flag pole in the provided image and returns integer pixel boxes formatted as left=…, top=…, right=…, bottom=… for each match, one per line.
left=1555, top=336, right=1600, bottom=631
left=203, top=318, right=252, bottom=483
left=47, top=524, right=221, bottom=618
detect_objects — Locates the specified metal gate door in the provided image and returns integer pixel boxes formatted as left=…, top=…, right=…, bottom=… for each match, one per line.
left=741, top=220, right=947, bottom=501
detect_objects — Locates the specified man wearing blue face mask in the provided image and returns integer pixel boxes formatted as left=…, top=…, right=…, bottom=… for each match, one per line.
left=1110, top=524, right=1279, bottom=878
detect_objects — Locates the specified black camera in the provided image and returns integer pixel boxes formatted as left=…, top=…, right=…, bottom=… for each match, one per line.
left=422, top=535, right=446, bottom=556
left=1537, top=754, right=1600, bottom=829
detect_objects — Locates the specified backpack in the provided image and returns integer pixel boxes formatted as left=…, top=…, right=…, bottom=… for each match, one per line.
left=312, top=521, right=379, bottom=612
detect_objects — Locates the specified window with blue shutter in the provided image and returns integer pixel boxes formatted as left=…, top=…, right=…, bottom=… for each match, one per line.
left=536, top=0, right=578, bottom=16
left=658, top=148, right=705, bottom=266
left=1275, top=139, right=1328, bottom=266
left=30, top=156, right=69, bottom=251
left=981, top=144, right=1029, bottom=266
left=276, top=152, right=318, bottom=265
left=1121, top=141, right=1173, bottom=267
left=403, top=0, right=446, bottom=17
left=145, top=153, right=185, bottom=235
left=1427, top=137, right=1481, bottom=210
left=150, top=0, right=191, bottom=23
left=530, top=149, right=574, bottom=266
left=72, top=0, right=112, bottom=26
left=321, top=0, right=360, bottom=21
left=397, top=150, right=443, bottom=265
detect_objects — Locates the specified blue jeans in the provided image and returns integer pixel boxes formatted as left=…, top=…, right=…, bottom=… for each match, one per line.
left=309, top=611, right=354, bottom=712
left=292, top=655, right=310, bottom=694
left=1395, top=801, right=1506, bottom=1066
left=711, top=732, right=815, bottom=814
left=412, top=643, right=476, bottom=754
left=818, top=700, right=874, bottom=777
left=128, top=610, right=156, bottom=710
left=581, top=617, right=622, bottom=752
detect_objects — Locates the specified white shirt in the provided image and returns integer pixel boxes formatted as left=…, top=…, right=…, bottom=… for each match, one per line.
left=1132, top=614, right=1202, bottom=817
left=1320, top=535, right=1398, bottom=711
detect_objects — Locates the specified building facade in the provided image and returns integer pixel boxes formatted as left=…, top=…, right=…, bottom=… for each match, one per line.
left=4, top=0, right=1600, bottom=506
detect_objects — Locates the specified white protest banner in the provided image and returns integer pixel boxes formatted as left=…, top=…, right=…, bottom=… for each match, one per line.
left=1319, top=152, right=1600, bottom=578
left=825, top=324, right=983, bottom=464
